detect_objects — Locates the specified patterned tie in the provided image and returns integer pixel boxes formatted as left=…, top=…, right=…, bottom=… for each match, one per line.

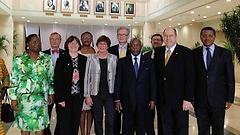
left=165, top=49, right=171, bottom=66
left=206, top=47, right=212, bottom=69
left=134, top=57, right=138, bottom=77
left=120, top=46, right=125, bottom=58
left=52, top=49, right=59, bottom=54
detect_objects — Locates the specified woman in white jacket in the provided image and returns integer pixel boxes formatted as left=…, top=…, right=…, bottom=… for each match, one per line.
left=84, top=35, right=117, bottom=135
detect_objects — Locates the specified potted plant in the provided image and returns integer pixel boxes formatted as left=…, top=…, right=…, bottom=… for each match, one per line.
left=0, top=35, right=9, bottom=55
left=220, top=5, right=240, bottom=63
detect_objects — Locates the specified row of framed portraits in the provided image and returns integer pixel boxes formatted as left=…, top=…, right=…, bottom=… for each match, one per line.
left=43, top=0, right=135, bottom=16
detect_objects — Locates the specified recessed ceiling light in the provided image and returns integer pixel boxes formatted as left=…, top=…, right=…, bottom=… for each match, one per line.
left=55, top=22, right=57, bottom=24
left=105, top=24, right=107, bottom=25
left=178, top=23, right=181, bottom=25
left=203, top=16, right=207, bottom=18
left=27, top=20, right=30, bottom=22
left=192, top=19, right=195, bottom=22
left=135, top=22, right=137, bottom=23
left=169, top=18, right=172, bottom=21
left=128, top=24, right=131, bottom=26
left=169, top=26, right=172, bottom=27
left=218, top=12, right=222, bottom=15
left=22, top=17, right=25, bottom=19
left=226, top=0, right=231, bottom=2
left=158, top=22, right=161, bottom=24
left=191, top=11, right=194, bottom=14
left=206, top=6, right=210, bottom=8
left=82, top=20, right=85, bottom=22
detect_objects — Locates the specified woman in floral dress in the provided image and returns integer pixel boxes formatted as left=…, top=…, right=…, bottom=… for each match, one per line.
left=9, top=34, right=54, bottom=135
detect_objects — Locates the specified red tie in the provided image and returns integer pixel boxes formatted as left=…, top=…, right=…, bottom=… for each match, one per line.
left=52, top=49, right=59, bottom=54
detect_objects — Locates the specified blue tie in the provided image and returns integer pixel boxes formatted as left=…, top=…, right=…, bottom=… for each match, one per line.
left=206, top=48, right=212, bottom=69
left=134, top=57, right=138, bottom=77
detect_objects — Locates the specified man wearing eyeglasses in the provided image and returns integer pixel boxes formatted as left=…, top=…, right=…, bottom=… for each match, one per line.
left=145, top=34, right=164, bottom=59
left=43, top=32, right=64, bottom=135
left=108, top=26, right=131, bottom=135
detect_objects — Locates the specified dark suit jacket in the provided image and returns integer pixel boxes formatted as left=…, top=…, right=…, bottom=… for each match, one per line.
left=154, top=44, right=195, bottom=109
left=193, top=45, right=235, bottom=108
left=43, top=48, right=65, bottom=56
left=114, top=54, right=157, bottom=114
left=54, top=52, right=87, bottom=103
left=108, top=44, right=130, bottom=59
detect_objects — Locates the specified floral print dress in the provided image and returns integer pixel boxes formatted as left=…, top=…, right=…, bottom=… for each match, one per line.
left=9, top=52, right=54, bottom=132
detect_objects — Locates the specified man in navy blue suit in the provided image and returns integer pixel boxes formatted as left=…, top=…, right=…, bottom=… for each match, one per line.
left=154, top=27, right=195, bottom=135
left=114, top=38, right=157, bottom=135
left=193, top=26, right=235, bottom=135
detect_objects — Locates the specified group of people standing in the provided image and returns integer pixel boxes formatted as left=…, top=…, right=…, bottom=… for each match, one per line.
left=0, top=25, right=234, bottom=135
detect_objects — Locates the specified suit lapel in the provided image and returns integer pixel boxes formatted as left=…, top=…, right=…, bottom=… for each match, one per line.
left=138, top=55, right=146, bottom=78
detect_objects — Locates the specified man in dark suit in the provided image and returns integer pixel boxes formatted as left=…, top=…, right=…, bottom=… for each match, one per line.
left=154, top=27, right=195, bottom=135
left=43, top=32, right=64, bottom=135
left=108, top=26, right=130, bottom=135
left=114, top=38, right=157, bottom=135
left=143, top=33, right=163, bottom=135
left=193, top=26, right=235, bottom=135
left=145, top=34, right=164, bottom=59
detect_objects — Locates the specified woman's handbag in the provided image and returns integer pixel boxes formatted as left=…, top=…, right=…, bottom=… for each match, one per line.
left=1, top=92, right=15, bottom=123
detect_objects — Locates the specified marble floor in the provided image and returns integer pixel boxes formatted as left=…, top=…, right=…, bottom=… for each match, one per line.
left=5, top=83, right=240, bottom=135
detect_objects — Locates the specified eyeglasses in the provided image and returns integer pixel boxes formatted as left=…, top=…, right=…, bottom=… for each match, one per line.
left=98, top=42, right=108, bottom=46
left=117, top=34, right=129, bottom=37
left=69, top=42, right=78, bottom=45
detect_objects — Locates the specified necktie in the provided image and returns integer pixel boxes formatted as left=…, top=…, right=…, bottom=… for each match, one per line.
left=120, top=46, right=125, bottom=58
left=165, top=49, right=171, bottom=66
left=206, top=48, right=212, bottom=69
left=134, top=57, right=138, bottom=77
left=52, top=49, right=59, bottom=54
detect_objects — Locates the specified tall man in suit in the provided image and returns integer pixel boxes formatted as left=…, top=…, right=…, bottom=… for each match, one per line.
left=145, top=34, right=164, bottom=58
left=144, top=33, right=163, bottom=135
left=154, top=27, right=195, bottom=135
left=43, top=32, right=64, bottom=135
left=108, top=26, right=131, bottom=135
left=193, top=26, right=235, bottom=135
left=114, top=38, right=157, bottom=135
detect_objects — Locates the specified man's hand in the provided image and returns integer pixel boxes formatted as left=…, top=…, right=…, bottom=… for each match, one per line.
left=225, top=102, right=232, bottom=110
left=148, top=101, right=155, bottom=110
left=115, top=101, right=122, bottom=113
left=182, top=100, right=192, bottom=111
left=48, top=94, right=54, bottom=105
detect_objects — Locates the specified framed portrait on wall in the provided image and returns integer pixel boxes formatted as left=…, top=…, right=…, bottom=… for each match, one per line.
left=43, top=0, right=57, bottom=12
left=110, top=1, right=120, bottom=15
left=95, top=0, right=105, bottom=15
left=61, top=0, right=73, bottom=12
left=125, top=2, right=135, bottom=16
left=78, top=0, right=89, bottom=13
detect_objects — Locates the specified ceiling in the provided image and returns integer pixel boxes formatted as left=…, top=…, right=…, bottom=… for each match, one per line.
left=1, top=0, right=240, bottom=30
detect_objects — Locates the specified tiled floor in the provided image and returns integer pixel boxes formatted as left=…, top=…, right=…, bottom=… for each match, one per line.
left=6, top=83, right=240, bottom=135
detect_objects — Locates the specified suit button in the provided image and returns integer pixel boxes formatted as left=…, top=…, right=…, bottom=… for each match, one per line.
left=164, top=78, right=166, bottom=81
